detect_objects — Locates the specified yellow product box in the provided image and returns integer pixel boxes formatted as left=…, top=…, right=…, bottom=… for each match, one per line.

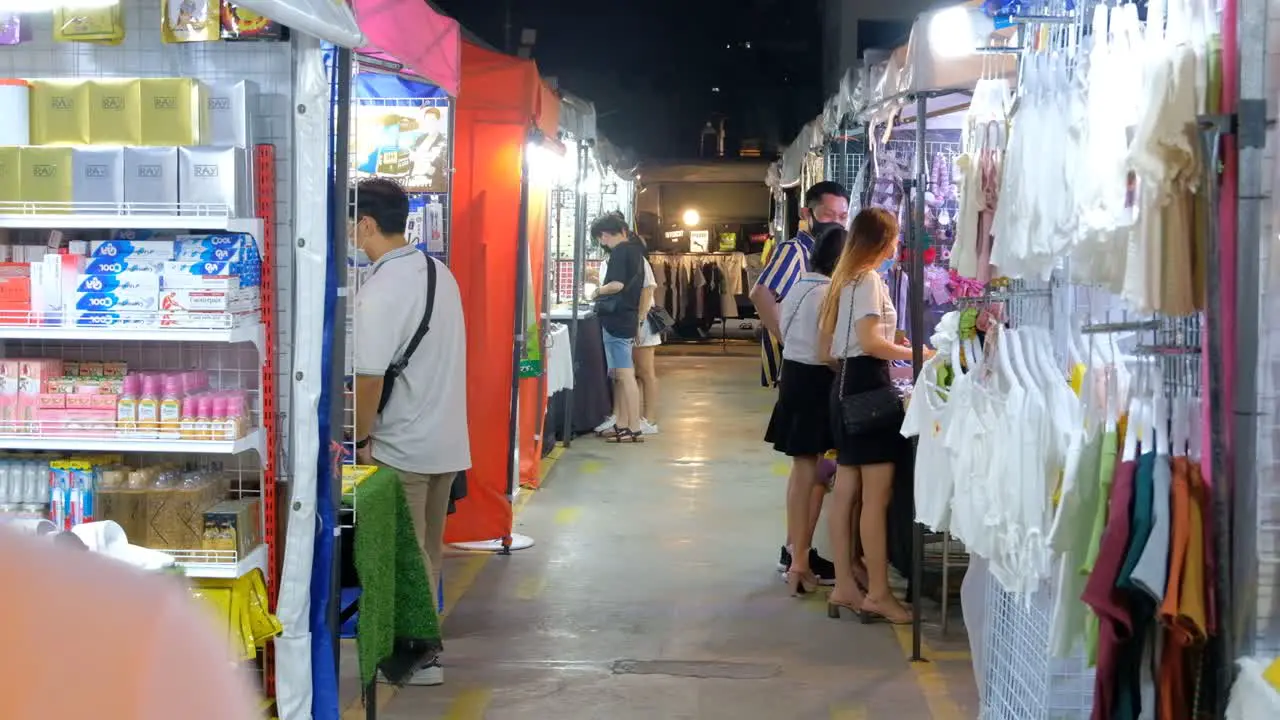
left=87, top=78, right=141, bottom=145
left=0, top=146, right=19, bottom=202
left=19, top=147, right=73, bottom=209
left=29, top=80, right=90, bottom=145
left=138, top=78, right=206, bottom=146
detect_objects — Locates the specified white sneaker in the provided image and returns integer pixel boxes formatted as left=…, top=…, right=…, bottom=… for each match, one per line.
left=638, top=419, right=660, bottom=435
left=377, top=659, right=444, bottom=686
left=594, top=415, right=617, bottom=434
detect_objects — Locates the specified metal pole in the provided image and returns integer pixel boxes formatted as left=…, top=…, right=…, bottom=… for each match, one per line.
left=908, top=92, right=928, bottom=664
left=506, top=144, right=531, bottom=535
left=445, top=97, right=457, bottom=265
left=328, top=45, right=353, bottom=681
left=1232, top=0, right=1269, bottom=672
left=563, top=141, right=589, bottom=447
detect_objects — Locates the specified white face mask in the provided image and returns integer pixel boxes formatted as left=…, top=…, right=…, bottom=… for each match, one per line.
left=347, top=219, right=372, bottom=266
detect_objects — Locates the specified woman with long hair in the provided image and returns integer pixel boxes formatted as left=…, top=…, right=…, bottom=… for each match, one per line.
left=764, top=224, right=846, bottom=595
left=817, top=208, right=931, bottom=623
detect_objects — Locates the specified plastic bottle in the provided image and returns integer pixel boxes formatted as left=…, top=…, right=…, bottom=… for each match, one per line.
left=180, top=396, right=198, bottom=440
left=224, top=393, right=244, bottom=439
left=0, top=462, right=13, bottom=515
left=137, top=375, right=160, bottom=433
left=159, top=376, right=183, bottom=436
left=195, top=395, right=212, bottom=441
left=211, top=395, right=229, bottom=440
left=117, top=374, right=140, bottom=431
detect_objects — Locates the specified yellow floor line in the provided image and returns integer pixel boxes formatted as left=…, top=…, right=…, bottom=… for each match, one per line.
left=442, top=688, right=493, bottom=720
left=341, top=448, right=562, bottom=718
left=891, top=625, right=967, bottom=720
left=829, top=703, right=869, bottom=719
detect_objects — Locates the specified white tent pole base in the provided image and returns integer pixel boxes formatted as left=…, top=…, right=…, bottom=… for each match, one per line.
left=449, top=534, right=535, bottom=554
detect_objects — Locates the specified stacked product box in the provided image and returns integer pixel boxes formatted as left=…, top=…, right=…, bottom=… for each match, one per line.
left=4, top=78, right=257, bottom=215
left=78, top=231, right=261, bottom=328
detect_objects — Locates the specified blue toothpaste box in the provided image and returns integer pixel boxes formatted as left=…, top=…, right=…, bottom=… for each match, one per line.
left=88, top=240, right=176, bottom=261
left=82, top=257, right=164, bottom=275
left=73, top=292, right=159, bottom=313
left=74, top=272, right=161, bottom=294
left=71, top=311, right=157, bottom=327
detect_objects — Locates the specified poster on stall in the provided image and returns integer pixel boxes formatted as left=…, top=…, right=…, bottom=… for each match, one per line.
left=351, top=98, right=450, bottom=193
left=690, top=230, right=710, bottom=252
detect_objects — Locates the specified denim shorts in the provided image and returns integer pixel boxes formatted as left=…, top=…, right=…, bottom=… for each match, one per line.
left=601, top=327, right=635, bottom=371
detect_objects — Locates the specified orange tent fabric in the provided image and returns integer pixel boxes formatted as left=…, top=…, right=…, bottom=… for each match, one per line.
left=445, top=42, right=558, bottom=544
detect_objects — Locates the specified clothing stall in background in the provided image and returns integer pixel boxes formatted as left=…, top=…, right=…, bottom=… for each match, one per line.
left=834, top=1, right=1274, bottom=717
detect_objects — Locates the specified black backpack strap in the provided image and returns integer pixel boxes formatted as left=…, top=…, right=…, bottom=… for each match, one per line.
left=377, top=257, right=438, bottom=413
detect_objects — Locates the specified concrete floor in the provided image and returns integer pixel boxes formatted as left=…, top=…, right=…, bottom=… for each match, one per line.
left=340, top=356, right=980, bottom=719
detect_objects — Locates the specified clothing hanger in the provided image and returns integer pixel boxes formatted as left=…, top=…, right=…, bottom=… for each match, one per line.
left=992, top=324, right=1022, bottom=396
left=1188, top=393, right=1203, bottom=462
left=1139, top=359, right=1159, bottom=454
left=1004, top=324, right=1036, bottom=393
left=1170, top=392, right=1188, bottom=457
left=1121, top=357, right=1147, bottom=462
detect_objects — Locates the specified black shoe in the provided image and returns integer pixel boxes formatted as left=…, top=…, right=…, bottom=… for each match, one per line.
left=777, top=545, right=791, bottom=575
left=809, top=549, right=836, bottom=586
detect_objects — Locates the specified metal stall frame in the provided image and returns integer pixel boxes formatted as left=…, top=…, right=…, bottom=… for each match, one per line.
left=561, top=139, right=591, bottom=449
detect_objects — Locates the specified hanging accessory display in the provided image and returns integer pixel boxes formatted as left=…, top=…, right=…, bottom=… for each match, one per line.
left=377, top=255, right=437, bottom=414
left=836, top=276, right=904, bottom=434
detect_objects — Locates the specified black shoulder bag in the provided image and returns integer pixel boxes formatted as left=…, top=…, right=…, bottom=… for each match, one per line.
left=836, top=276, right=904, bottom=434
left=377, top=256, right=438, bottom=414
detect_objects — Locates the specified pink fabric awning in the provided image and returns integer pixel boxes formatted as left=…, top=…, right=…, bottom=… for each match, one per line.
left=352, top=0, right=461, bottom=96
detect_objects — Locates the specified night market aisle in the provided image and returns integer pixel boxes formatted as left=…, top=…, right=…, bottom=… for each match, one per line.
left=345, top=356, right=979, bottom=719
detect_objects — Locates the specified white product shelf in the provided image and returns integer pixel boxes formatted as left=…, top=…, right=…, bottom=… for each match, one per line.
left=0, top=312, right=263, bottom=344
left=0, top=201, right=263, bottom=236
left=164, top=544, right=267, bottom=579
left=0, top=427, right=263, bottom=456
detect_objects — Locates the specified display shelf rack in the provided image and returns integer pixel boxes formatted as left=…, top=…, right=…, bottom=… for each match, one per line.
left=0, top=314, right=264, bottom=345
left=0, top=201, right=264, bottom=236
left=165, top=544, right=267, bottom=580
left=0, top=427, right=264, bottom=456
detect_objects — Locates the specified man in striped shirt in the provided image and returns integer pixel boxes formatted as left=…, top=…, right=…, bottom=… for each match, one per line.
left=749, top=180, right=850, bottom=584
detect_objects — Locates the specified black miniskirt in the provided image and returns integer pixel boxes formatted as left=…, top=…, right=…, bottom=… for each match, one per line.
left=830, top=355, right=907, bottom=467
left=765, top=360, right=835, bottom=458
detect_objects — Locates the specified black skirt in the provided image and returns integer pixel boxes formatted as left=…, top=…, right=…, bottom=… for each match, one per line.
left=765, top=360, right=835, bottom=457
left=830, top=355, right=907, bottom=467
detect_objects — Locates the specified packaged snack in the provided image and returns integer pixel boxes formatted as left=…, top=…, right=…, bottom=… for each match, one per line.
left=0, top=13, right=20, bottom=46
left=53, top=6, right=124, bottom=44
left=219, top=2, right=286, bottom=41
left=162, top=0, right=221, bottom=43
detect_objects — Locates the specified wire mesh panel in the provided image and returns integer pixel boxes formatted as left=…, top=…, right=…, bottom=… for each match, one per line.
left=0, top=9, right=296, bottom=466
left=981, top=573, right=1096, bottom=720
left=825, top=135, right=867, bottom=202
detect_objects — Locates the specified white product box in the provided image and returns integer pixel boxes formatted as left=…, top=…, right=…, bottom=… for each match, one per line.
left=74, top=271, right=161, bottom=294
left=89, top=239, right=175, bottom=260
left=71, top=147, right=125, bottom=209
left=159, top=287, right=259, bottom=313
left=178, top=146, right=249, bottom=216
left=205, top=80, right=257, bottom=147
left=123, top=146, right=179, bottom=209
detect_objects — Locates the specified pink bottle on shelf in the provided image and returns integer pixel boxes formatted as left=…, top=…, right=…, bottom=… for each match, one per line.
left=180, top=396, right=198, bottom=440
left=195, top=395, right=212, bottom=441
left=159, top=375, right=183, bottom=436
left=224, top=393, right=245, bottom=439
left=116, top=374, right=139, bottom=431
left=136, top=375, right=160, bottom=432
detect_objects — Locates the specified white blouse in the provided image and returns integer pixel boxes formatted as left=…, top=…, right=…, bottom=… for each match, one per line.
left=829, top=270, right=896, bottom=359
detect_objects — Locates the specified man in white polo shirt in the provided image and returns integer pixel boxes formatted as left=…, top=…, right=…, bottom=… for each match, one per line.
left=349, top=178, right=470, bottom=686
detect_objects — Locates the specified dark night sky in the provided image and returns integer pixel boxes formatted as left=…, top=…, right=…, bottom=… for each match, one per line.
left=432, top=0, right=824, bottom=160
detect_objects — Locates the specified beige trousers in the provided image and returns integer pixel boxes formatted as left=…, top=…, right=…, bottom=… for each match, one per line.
left=391, top=468, right=456, bottom=601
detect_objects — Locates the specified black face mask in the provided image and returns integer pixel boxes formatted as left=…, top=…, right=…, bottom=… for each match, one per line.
left=808, top=221, right=843, bottom=239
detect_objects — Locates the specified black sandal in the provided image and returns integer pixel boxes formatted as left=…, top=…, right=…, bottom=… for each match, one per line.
left=596, top=424, right=622, bottom=438
left=607, top=428, right=645, bottom=443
